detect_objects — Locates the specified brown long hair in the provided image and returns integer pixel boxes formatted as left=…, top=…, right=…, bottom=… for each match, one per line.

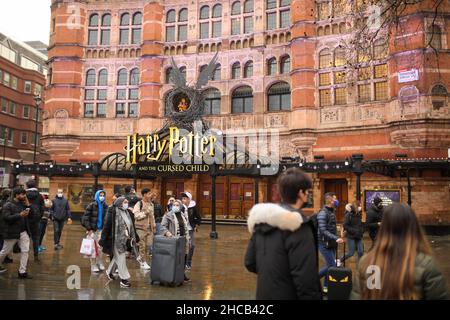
left=359, top=203, right=432, bottom=299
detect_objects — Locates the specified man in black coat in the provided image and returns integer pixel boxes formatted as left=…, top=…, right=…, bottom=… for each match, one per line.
left=25, top=180, right=45, bottom=262
left=124, top=185, right=140, bottom=208
left=0, top=187, right=33, bottom=278
left=245, top=168, right=322, bottom=300
left=181, top=191, right=201, bottom=270
left=50, top=189, right=72, bottom=250
left=366, top=196, right=384, bottom=250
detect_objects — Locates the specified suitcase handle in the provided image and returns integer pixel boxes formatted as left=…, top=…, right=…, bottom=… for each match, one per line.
left=336, top=241, right=346, bottom=268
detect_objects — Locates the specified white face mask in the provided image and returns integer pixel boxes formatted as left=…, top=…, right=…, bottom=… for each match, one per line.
left=57, top=193, right=63, bottom=198
left=122, top=203, right=129, bottom=210
left=172, top=206, right=180, bottom=213
left=99, top=196, right=105, bottom=202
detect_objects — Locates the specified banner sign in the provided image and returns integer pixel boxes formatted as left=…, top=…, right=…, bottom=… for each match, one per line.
left=398, top=69, right=419, bottom=83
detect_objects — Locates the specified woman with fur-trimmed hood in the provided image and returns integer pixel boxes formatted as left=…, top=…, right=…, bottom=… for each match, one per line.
left=245, top=168, right=322, bottom=300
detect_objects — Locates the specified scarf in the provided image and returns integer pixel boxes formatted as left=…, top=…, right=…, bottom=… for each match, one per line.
left=95, top=190, right=105, bottom=230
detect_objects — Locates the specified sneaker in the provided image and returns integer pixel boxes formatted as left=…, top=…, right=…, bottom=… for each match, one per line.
left=120, top=279, right=131, bottom=288
left=54, top=244, right=63, bottom=250
left=18, top=272, right=33, bottom=279
left=38, top=246, right=44, bottom=253
left=97, top=263, right=105, bottom=271
left=3, top=257, right=13, bottom=264
left=184, top=274, right=191, bottom=282
left=41, top=246, right=47, bottom=251
left=106, top=272, right=116, bottom=281
left=0, top=266, right=7, bottom=273
left=91, top=265, right=100, bottom=273
left=140, top=262, right=151, bottom=270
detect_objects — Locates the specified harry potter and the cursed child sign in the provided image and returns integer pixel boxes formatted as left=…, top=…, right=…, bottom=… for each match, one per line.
left=124, top=54, right=220, bottom=175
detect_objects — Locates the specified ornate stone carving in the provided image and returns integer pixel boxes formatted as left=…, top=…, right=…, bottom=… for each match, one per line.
left=84, top=120, right=102, bottom=133
left=265, top=113, right=286, bottom=128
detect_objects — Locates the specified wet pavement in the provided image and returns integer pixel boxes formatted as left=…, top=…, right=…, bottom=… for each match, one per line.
left=0, top=223, right=449, bottom=300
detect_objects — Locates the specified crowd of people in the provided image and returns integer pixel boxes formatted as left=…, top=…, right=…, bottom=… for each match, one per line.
left=245, top=167, right=449, bottom=300
left=0, top=172, right=448, bottom=299
left=0, top=182, right=201, bottom=289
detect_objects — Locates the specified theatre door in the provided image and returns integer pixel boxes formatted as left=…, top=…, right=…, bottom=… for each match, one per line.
left=324, top=179, right=348, bottom=223
left=198, top=176, right=254, bottom=219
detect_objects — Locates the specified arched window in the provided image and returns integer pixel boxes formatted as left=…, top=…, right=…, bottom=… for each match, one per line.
left=117, top=69, right=128, bottom=85
left=89, top=14, right=99, bottom=27
left=166, top=10, right=176, bottom=23
left=212, top=4, right=222, bottom=18
left=200, top=6, right=210, bottom=19
left=280, top=55, right=290, bottom=74
left=231, top=1, right=241, bottom=15
left=133, top=12, right=142, bottom=25
left=165, top=67, right=172, bottom=84
left=244, top=0, right=254, bottom=13
left=429, top=25, right=442, bottom=49
left=212, top=64, right=221, bottom=81
left=244, top=61, right=253, bottom=78
left=319, top=49, right=332, bottom=69
left=204, top=88, right=221, bottom=115
left=179, top=8, right=188, bottom=22
left=130, top=68, right=140, bottom=85
left=102, top=14, right=111, bottom=26
left=232, top=86, right=253, bottom=113
left=88, top=14, right=99, bottom=45
left=86, top=69, right=96, bottom=86
left=232, top=62, right=241, bottom=79
left=121, top=13, right=130, bottom=26
left=267, top=57, right=277, bottom=75
left=431, top=84, right=448, bottom=109
left=268, top=82, right=291, bottom=111
left=98, top=69, right=108, bottom=86
left=334, top=48, right=345, bottom=66
left=97, top=14, right=111, bottom=45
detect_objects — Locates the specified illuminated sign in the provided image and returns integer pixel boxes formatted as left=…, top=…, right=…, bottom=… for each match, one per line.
left=125, top=127, right=217, bottom=165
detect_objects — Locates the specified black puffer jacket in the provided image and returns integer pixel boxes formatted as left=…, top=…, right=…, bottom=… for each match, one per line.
left=366, top=204, right=383, bottom=240
left=317, top=205, right=338, bottom=244
left=0, top=198, right=8, bottom=237
left=245, top=203, right=322, bottom=300
left=2, top=200, right=30, bottom=239
left=187, top=206, right=202, bottom=228
left=343, top=210, right=364, bottom=240
left=99, top=205, right=139, bottom=258
left=81, top=201, right=109, bottom=231
left=26, top=188, right=44, bottom=224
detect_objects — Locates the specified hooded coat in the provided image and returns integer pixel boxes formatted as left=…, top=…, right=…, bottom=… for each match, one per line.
left=81, top=190, right=108, bottom=231
left=100, top=197, right=140, bottom=258
left=366, top=204, right=383, bottom=240
left=26, top=188, right=44, bottom=224
left=244, top=203, right=322, bottom=300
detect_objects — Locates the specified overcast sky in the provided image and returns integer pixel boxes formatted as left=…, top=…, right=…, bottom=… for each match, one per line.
left=0, top=0, right=51, bottom=44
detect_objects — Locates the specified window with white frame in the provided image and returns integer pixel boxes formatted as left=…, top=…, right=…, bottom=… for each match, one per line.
left=266, top=0, right=291, bottom=30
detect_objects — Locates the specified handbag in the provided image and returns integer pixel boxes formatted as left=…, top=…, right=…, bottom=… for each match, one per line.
left=80, top=237, right=95, bottom=256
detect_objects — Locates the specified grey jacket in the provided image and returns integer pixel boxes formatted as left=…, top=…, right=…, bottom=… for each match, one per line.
left=160, top=211, right=190, bottom=253
left=351, top=253, right=448, bottom=300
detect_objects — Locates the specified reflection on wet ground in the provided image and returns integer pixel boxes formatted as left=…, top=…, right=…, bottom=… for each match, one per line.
left=0, top=223, right=449, bottom=300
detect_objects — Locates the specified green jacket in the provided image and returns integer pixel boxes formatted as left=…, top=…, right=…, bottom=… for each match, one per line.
left=351, top=253, right=448, bottom=300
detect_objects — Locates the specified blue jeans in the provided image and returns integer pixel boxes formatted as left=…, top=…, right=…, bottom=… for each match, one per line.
left=340, top=238, right=364, bottom=262
left=155, top=222, right=161, bottom=236
left=319, top=242, right=336, bottom=288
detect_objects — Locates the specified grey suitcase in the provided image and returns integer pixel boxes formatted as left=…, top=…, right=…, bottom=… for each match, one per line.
left=150, top=235, right=186, bottom=286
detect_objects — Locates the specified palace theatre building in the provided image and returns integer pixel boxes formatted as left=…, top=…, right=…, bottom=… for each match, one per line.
left=42, top=0, right=450, bottom=224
